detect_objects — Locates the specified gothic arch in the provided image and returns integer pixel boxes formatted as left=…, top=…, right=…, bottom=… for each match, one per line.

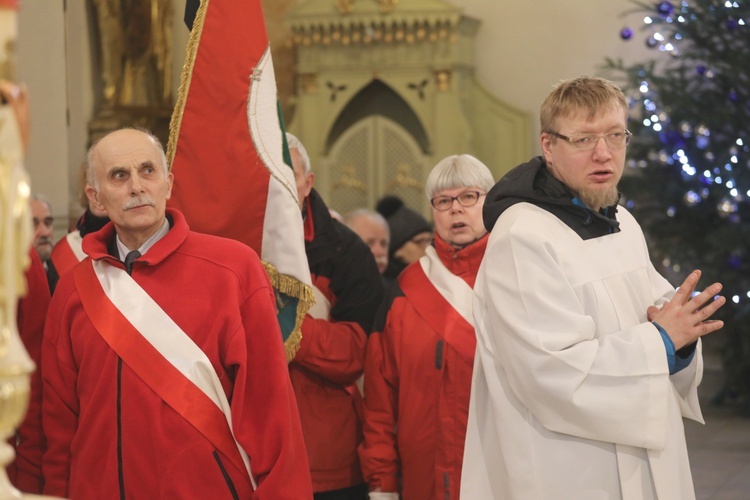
left=325, top=79, right=430, bottom=155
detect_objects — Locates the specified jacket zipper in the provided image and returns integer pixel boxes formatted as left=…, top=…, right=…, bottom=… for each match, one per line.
left=117, top=358, right=125, bottom=499
left=213, top=451, right=240, bottom=500
left=435, top=340, right=444, bottom=370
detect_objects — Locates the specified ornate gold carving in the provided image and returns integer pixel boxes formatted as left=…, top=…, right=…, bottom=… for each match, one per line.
left=300, top=73, right=318, bottom=94
left=288, top=13, right=458, bottom=49
left=336, top=0, right=355, bottom=15
left=386, top=163, right=422, bottom=192
left=333, top=165, right=367, bottom=193
left=335, top=0, right=399, bottom=15
left=88, top=0, right=174, bottom=147
left=90, top=0, right=173, bottom=108
left=377, top=0, right=398, bottom=15
left=435, top=70, right=452, bottom=92
left=0, top=11, right=16, bottom=81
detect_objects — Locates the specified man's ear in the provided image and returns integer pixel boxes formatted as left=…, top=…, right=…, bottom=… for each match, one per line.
left=165, top=171, right=174, bottom=200
left=304, top=172, right=315, bottom=199
left=541, top=133, right=554, bottom=164
left=85, top=185, right=106, bottom=214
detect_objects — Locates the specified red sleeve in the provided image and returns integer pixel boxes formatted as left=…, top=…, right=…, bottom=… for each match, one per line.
left=41, top=282, right=79, bottom=497
left=359, top=324, right=401, bottom=492
left=231, top=265, right=313, bottom=499
left=9, top=249, right=50, bottom=494
left=293, top=315, right=367, bottom=385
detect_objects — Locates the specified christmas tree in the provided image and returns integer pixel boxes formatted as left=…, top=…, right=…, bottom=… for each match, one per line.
left=604, top=0, right=750, bottom=414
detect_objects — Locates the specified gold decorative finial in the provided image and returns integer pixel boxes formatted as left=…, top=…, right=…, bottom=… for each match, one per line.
left=435, top=70, right=452, bottom=92
left=377, top=0, right=398, bottom=15
left=336, top=0, right=355, bottom=15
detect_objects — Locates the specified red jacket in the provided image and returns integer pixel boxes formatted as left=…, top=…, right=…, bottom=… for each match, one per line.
left=50, top=209, right=110, bottom=278
left=50, top=234, right=80, bottom=278
left=292, top=190, right=383, bottom=492
left=359, top=234, right=488, bottom=499
left=9, top=249, right=50, bottom=494
left=42, top=209, right=312, bottom=499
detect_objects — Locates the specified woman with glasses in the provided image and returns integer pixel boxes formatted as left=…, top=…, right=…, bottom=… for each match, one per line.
left=359, top=154, right=494, bottom=500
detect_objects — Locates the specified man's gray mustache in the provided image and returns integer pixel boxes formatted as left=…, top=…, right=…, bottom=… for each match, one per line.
left=122, top=196, right=156, bottom=210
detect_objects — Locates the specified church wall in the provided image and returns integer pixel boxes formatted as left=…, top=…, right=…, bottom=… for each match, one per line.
left=458, top=0, right=651, bottom=152
left=15, top=0, right=653, bottom=229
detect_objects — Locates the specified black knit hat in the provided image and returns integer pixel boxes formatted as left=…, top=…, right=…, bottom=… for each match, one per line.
left=376, top=196, right=432, bottom=255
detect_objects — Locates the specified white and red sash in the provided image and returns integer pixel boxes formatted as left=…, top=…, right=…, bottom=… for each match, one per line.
left=398, top=246, right=476, bottom=363
left=74, top=259, right=255, bottom=488
left=307, top=283, right=331, bottom=321
left=51, top=231, right=86, bottom=276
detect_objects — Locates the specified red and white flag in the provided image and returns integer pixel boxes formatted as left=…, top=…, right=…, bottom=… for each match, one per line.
left=168, top=0, right=312, bottom=360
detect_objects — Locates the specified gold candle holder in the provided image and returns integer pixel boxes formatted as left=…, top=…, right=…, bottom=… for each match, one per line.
left=0, top=5, right=47, bottom=499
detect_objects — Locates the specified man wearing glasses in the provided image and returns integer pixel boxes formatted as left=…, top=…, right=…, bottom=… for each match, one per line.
left=462, top=76, right=726, bottom=499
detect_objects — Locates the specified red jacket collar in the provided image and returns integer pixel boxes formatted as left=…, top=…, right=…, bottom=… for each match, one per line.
left=82, top=208, right=190, bottom=268
left=303, top=196, right=315, bottom=243
left=432, top=232, right=489, bottom=288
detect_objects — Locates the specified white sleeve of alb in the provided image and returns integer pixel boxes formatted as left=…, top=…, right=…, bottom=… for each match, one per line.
left=369, top=492, right=399, bottom=500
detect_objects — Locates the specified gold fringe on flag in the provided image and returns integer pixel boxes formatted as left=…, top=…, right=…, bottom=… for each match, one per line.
left=262, top=261, right=316, bottom=362
left=166, top=0, right=210, bottom=169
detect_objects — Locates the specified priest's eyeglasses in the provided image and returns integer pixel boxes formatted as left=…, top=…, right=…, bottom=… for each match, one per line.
left=549, top=130, right=632, bottom=150
left=430, top=191, right=486, bottom=211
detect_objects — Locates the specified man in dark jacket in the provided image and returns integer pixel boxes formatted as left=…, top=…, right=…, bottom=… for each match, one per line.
left=286, top=133, right=384, bottom=500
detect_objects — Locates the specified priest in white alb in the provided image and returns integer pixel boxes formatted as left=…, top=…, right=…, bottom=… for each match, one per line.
left=462, top=76, right=726, bottom=500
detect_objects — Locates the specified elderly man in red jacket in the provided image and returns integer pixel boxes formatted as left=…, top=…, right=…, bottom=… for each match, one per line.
left=42, top=128, right=312, bottom=499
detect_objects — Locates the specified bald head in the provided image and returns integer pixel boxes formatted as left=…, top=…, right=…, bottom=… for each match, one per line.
left=344, top=209, right=390, bottom=274
left=87, top=128, right=168, bottom=190
left=84, top=128, right=174, bottom=250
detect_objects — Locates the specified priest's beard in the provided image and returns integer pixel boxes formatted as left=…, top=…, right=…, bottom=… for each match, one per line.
left=578, top=185, right=619, bottom=211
